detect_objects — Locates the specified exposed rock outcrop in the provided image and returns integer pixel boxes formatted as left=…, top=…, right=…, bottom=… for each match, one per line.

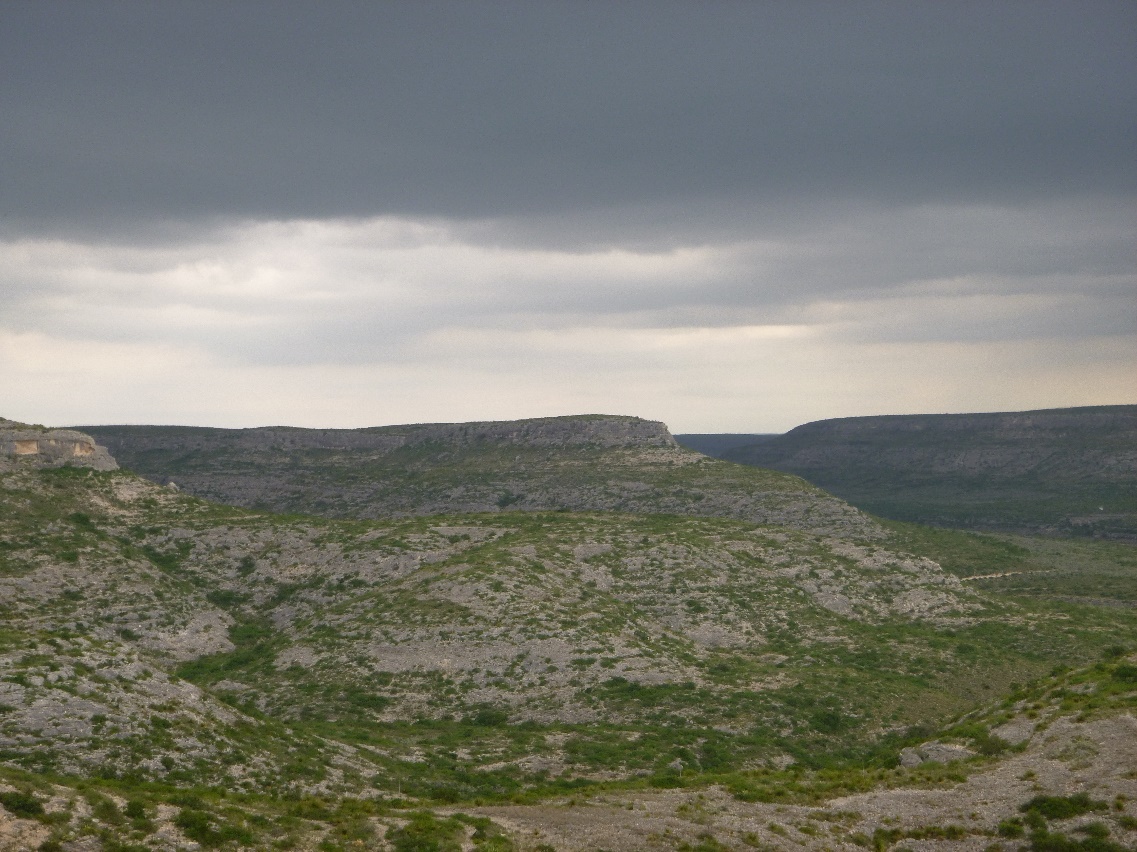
left=0, top=418, right=117, bottom=472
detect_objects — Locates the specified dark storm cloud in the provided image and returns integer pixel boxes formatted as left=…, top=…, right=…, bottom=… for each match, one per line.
left=2, top=0, right=1134, bottom=231
left=2, top=2, right=1133, bottom=431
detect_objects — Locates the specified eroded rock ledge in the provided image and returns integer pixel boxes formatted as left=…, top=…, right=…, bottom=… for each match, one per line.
left=0, top=418, right=117, bottom=472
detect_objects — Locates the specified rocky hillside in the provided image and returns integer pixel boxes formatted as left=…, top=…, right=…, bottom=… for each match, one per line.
left=721, top=405, right=1137, bottom=538
left=3, top=420, right=1136, bottom=850
left=79, top=415, right=878, bottom=539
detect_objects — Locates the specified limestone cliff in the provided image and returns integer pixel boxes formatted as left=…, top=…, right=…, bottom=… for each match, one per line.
left=0, top=418, right=118, bottom=472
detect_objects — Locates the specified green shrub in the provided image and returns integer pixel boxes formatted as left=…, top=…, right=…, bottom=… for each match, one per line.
left=386, top=811, right=464, bottom=852
left=998, top=817, right=1025, bottom=837
left=1020, top=793, right=1107, bottom=820
left=0, top=790, right=44, bottom=819
left=467, top=708, right=509, bottom=727
left=973, top=729, right=1011, bottom=756
left=173, top=808, right=255, bottom=848
left=123, top=800, right=146, bottom=819
left=1075, top=823, right=1110, bottom=839
left=811, top=710, right=847, bottom=733
left=1112, top=663, right=1137, bottom=683
left=92, top=796, right=124, bottom=824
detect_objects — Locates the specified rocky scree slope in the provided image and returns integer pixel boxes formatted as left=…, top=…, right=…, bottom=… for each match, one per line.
left=0, top=457, right=992, bottom=773
left=722, top=405, right=1137, bottom=539
left=79, top=415, right=877, bottom=538
left=4, top=425, right=1134, bottom=778
left=3, top=420, right=1136, bottom=850
left=0, top=464, right=375, bottom=798
left=4, top=660, right=1135, bottom=851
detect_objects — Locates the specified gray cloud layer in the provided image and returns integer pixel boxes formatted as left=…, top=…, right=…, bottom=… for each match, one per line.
left=1, top=2, right=1133, bottom=430
left=3, top=1, right=1134, bottom=231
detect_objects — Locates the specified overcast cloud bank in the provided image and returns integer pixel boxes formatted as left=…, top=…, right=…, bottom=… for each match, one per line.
left=1, top=2, right=1133, bottom=430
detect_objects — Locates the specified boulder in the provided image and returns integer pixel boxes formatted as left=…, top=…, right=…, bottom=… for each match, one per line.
left=899, top=741, right=975, bottom=767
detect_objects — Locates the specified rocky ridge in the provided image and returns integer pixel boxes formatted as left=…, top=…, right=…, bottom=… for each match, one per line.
left=82, top=414, right=677, bottom=456
left=79, top=415, right=881, bottom=539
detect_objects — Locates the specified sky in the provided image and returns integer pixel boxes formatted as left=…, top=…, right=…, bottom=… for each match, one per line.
left=1, top=1, right=1134, bottom=433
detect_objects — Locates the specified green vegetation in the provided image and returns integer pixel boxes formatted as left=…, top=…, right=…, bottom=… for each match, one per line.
left=1020, top=793, right=1108, bottom=820
left=0, top=789, right=45, bottom=819
left=78, top=418, right=873, bottom=539
left=721, top=405, right=1137, bottom=538
left=3, top=417, right=1136, bottom=847
left=1016, top=794, right=1128, bottom=851
left=0, top=763, right=517, bottom=852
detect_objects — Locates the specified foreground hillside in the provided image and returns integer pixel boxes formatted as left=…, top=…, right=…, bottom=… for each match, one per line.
left=2, top=418, right=1136, bottom=850
left=718, top=405, right=1137, bottom=539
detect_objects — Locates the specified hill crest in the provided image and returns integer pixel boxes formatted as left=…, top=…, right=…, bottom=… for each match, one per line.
left=721, top=404, right=1137, bottom=537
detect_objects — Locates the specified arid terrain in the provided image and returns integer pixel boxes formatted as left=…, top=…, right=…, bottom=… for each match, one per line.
left=1, top=415, right=1134, bottom=850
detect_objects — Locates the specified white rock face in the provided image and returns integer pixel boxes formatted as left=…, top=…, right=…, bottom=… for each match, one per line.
left=0, top=418, right=117, bottom=472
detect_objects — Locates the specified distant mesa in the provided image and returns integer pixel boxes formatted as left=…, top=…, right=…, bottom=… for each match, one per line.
left=79, top=413, right=677, bottom=456
left=0, top=417, right=118, bottom=472
left=717, top=404, right=1137, bottom=538
left=75, top=413, right=876, bottom=537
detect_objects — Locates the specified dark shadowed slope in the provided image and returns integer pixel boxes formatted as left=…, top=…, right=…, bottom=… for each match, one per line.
left=720, top=405, right=1137, bottom=539
left=674, top=433, right=777, bottom=457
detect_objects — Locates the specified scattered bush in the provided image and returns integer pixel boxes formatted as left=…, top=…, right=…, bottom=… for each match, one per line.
left=998, top=817, right=1025, bottom=838
left=123, top=800, right=146, bottom=819
left=466, top=707, right=509, bottom=727
left=1111, top=663, right=1137, bottom=683
left=386, top=811, right=464, bottom=852
left=0, top=790, right=44, bottom=819
left=174, top=808, right=255, bottom=849
left=1020, top=793, right=1107, bottom=820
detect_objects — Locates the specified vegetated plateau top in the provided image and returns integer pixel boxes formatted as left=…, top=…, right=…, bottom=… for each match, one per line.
left=78, top=413, right=677, bottom=453
left=76, top=414, right=879, bottom=538
left=719, top=404, right=1137, bottom=538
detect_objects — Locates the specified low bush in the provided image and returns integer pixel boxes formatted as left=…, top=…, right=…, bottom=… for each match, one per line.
left=0, top=789, right=44, bottom=819
left=1020, top=793, right=1107, bottom=820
